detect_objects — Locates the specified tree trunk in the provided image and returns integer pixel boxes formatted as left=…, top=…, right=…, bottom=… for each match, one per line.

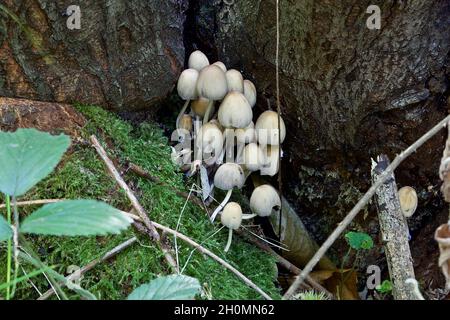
left=0, top=0, right=188, bottom=110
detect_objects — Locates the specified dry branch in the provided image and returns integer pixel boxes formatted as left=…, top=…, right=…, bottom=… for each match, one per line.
left=38, top=237, right=137, bottom=300
left=130, top=217, right=272, bottom=300
left=90, top=135, right=177, bottom=272
left=283, top=114, right=450, bottom=300
left=0, top=199, right=63, bottom=209
left=371, top=154, right=417, bottom=300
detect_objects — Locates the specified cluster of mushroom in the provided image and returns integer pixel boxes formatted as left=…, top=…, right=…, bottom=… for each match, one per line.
left=172, top=50, right=285, bottom=252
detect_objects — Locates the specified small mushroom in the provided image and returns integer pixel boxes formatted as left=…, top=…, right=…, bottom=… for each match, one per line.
left=196, top=65, right=228, bottom=124
left=195, top=123, right=224, bottom=166
left=225, top=69, right=244, bottom=93
left=241, top=143, right=266, bottom=172
left=250, top=184, right=281, bottom=217
left=255, top=110, right=286, bottom=146
left=188, top=50, right=210, bottom=71
left=191, top=97, right=212, bottom=118
left=235, top=122, right=256, bottom=162
left=218, top=91, right=253, bottom=129
left=176, top=68, right=199, bottom=129
left=210, top=163, right=245, bottom=222
left=243, top=80, right=257, bottom=108
left=212, top=61, right=227, bottom=73
left=171, top=147, right=191, bottom=170
left=260, top=145, right=281, bottom=176
left=398, top=186, right=418, bottom=218
left=179, top=114, right=193, bottom=132
left=221, top=202, right=243, bottom=252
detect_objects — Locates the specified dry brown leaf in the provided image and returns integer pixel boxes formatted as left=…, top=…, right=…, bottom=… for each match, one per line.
left=435, top=222, right=450, bottom=290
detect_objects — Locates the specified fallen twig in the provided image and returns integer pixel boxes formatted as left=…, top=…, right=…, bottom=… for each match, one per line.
left=130, top=217, right=272, bottom=300
left=0, top=199, right=63, bottom=209
left=236, top=229, right=334, bottom=299
left=37, top=237, right=137, bottom=300
left=372, top=155, right=417, bottom=300
left=90, top=135, right=178, bottom=272
left=283, top=114, right=450, bottom=300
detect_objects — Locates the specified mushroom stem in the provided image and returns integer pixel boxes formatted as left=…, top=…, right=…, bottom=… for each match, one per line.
left=202, top=101, right=215, bottom=125
left=224, top=228, right=233, bottom=252
left=210, top=189, right=232, bottom=222
left=236, top=143, right=245, bottom=164
left=242, top=214, right=257, bottom=220
left=176, top=100, right=190, bottom=129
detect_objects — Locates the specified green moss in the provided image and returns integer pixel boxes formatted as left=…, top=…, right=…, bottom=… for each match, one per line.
left=0, top=105, right=280, bottom=300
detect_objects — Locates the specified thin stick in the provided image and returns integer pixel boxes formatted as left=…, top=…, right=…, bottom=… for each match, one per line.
left=235, top=229, right=334, bottom=299
left=0, top=199, right=63, bottom=209
left=131, top=218, right=272, bottom=300
left=90, top=135, right=177, bottom=272
left=283, top=114, right=450, bottom=299
left=38, top=237, right=137, bottom=300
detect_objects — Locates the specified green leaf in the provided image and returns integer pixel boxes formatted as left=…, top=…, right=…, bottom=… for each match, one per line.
left=21, top=200, right=133, bottom=236
left=127, top=275, right=201, bottom=300
left=345, top=231, right=374, bottom=250
left=0, top=128, right=70, bottom=196
left=0, top=214, right=12, bottom=241
left=376, top=280, right=393, bottom=294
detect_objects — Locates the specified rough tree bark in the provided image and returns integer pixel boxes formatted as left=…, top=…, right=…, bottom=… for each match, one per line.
left=0, top=0, right=188, bottom=110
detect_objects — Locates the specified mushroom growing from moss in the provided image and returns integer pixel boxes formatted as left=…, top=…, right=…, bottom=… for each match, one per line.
left=176, top=68, right=199, bottom=129
left=188, top=50, right=210, bottom=71
left=221, top=202, right=243, bottom=252
left=210, top=163, right=245, bottom=222
left=196, top=65, right=228, bottom=124
left=255, top=110, right=286, bottom=146
left=250, top=184, right=281, bottom=217
left=398, top=186, right=418, bottom=218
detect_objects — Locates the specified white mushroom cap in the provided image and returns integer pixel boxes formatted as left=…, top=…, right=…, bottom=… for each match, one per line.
left=255, top=110, right=286, bottom=146
left=242, top=143, right=265, bottom=172
left=214, top=163, right=245, bottom=190
left=243, top=80, right=257, bottom=108
left=177, top=69, right=199, bottom=100
left=188, top=50, right=210, bottom=71
left=213, top=61, right=227, bottom=73
left=250, top=184, right=281, bottom=217
left=218, top=91, right=253, bottom=129
left=260, top=145, right=280, bottom=176
left=221, top=202, right=243, bottom=230
left=196, top=123, right=223, bottom=162
left=209, top=119, right=224, bottom=132
left=196, top=65, right=228, bottom=101
left=191, top=97, right=211, bottom=117
left=236, top=121, right=256, bottom=144
left=226, top=69, right=244, bottom=93
left=398, top=186, right=418, bottom=218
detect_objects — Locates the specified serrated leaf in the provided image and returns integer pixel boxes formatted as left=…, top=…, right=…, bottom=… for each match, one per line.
left=20, top=200, right=133, bottom=236
left=127, top=275, right=201, bottom=300
left=345, top=231, right=374, bottom=250
left=0, top=214, right=12, bottom=241
left=0, top=129, right=70, bottom=196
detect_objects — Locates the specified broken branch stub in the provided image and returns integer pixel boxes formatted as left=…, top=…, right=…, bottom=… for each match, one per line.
left=371, top=154, right=417, bottom=300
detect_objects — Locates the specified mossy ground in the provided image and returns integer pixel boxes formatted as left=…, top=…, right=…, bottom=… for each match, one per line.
left=0, top=105, right=280, bottom=300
